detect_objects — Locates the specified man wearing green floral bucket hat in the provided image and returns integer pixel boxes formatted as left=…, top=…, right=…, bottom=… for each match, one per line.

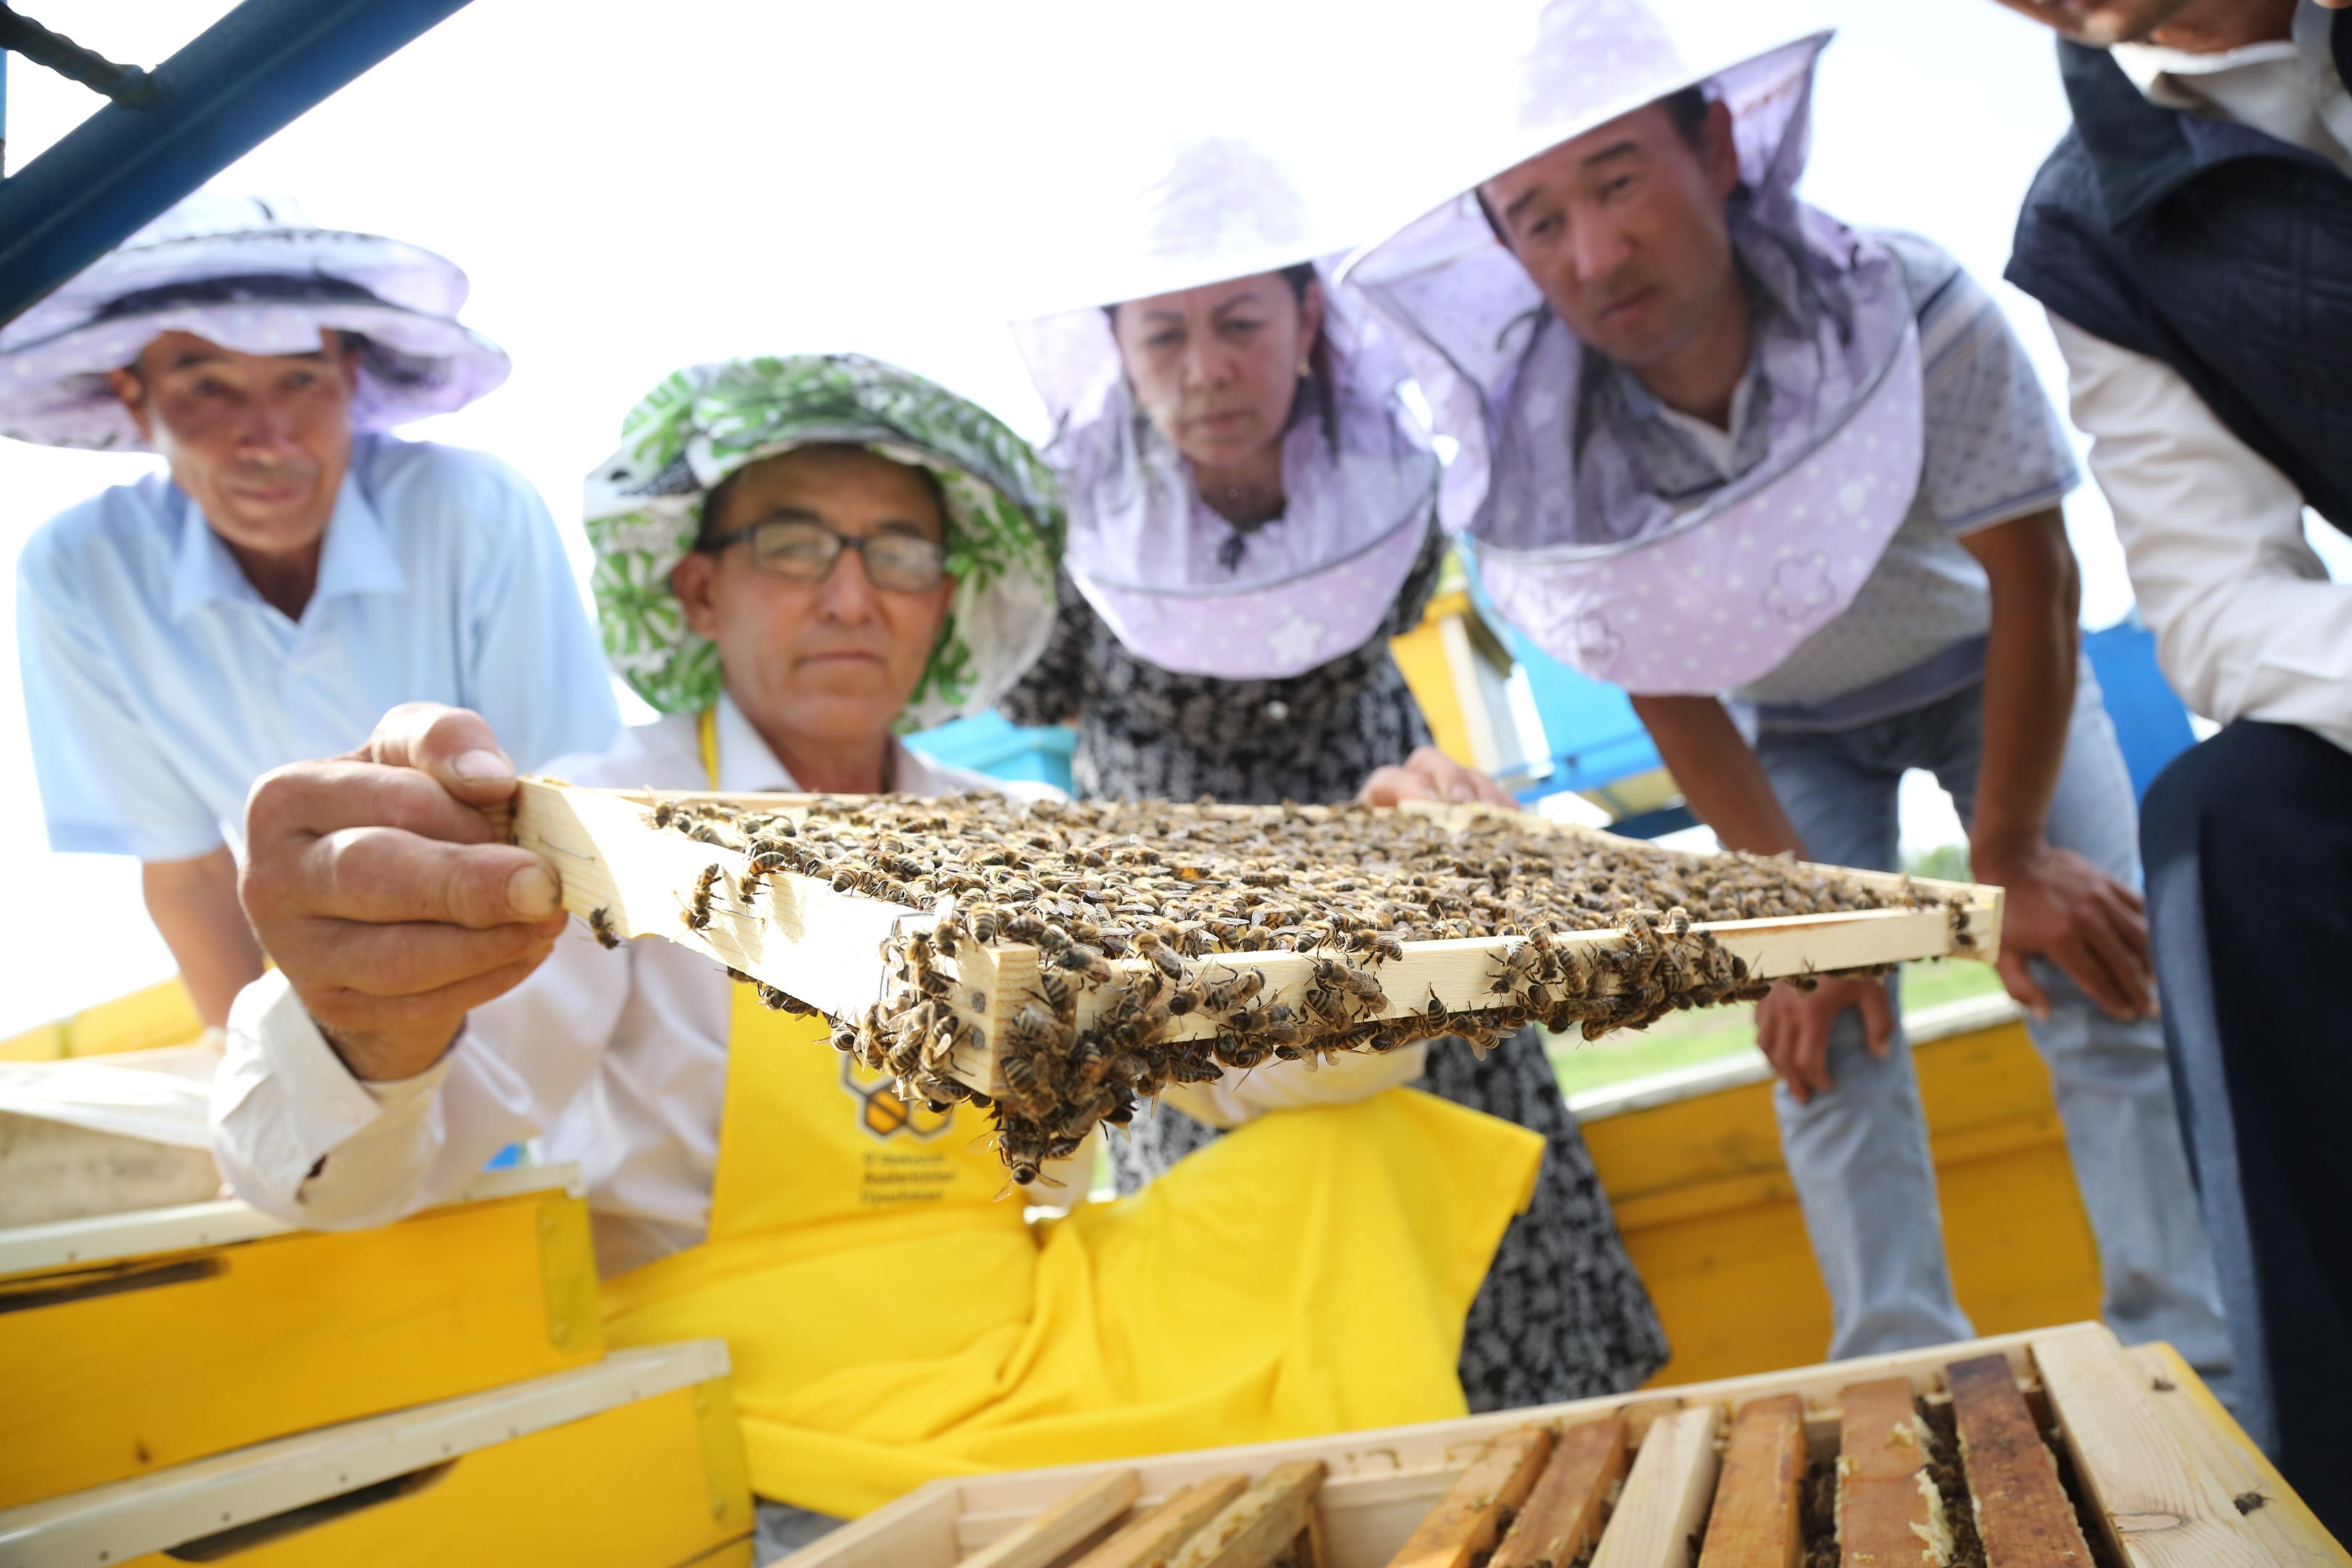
left=585, top=353, right=1065, bottom=750
left=213, top=353, right=1543, bottom=1554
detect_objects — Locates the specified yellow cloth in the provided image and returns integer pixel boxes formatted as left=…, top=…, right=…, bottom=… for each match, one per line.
left=598, top=709, right=1545, bottom=1518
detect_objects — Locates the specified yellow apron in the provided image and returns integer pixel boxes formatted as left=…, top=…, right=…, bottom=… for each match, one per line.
left=601, top=713, right=1545, bottom=1519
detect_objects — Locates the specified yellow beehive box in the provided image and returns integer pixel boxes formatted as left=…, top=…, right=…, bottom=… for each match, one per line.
left=0, top=1339, right=751, bottom=1568
left=0, top=1165, right=603, bottom=1509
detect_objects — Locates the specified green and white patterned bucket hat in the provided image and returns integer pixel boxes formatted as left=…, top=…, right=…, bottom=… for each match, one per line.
left=584, top=354, right=1066, bottom=727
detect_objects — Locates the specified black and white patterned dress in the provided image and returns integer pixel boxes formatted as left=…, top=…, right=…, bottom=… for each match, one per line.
left=997, top=527, right=1670, bottom=1410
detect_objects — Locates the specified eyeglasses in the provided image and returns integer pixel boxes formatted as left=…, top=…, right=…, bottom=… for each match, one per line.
left=702, top=518, right=949, bottom=592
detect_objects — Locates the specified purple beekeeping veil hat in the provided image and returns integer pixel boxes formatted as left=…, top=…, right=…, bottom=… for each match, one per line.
left=1010, top=139, right=1440, bottom=682
left=1340, top=0, right=1925, bottom=697
left=0, top=192, right=510, bottom=451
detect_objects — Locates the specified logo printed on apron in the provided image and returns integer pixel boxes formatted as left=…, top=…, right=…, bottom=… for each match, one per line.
left=837, top=1018, right=967, bottom=1210
left=839, top=1055, right=955, bottom=1142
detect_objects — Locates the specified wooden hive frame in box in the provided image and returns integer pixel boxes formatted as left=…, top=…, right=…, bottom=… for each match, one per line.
left=774, top=1323, right=2346, bottom=1568
left=514, top=780, right=2001, bottom=1113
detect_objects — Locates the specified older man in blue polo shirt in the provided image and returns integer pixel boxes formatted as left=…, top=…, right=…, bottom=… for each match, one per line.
left=4, top=194, right=617, bottom=1026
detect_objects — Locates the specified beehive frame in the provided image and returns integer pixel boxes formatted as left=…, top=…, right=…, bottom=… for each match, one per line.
left=513, top=780, right=2002, bottom=1100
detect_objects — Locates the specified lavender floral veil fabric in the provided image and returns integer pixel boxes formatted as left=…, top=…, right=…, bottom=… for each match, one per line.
left=0, top=193, right=510, bottom=451
left=1012, top=140, right=1440, bottom=681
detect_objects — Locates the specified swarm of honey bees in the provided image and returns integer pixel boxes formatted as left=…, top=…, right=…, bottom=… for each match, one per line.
left=642, top=794, right=1963, bottom=1183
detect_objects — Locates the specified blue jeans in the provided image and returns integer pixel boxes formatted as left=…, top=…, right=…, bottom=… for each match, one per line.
left=1755, top=662, right=2230, bottom=1382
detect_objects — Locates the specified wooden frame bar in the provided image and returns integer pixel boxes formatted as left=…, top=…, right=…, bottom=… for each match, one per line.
left=1696, top=1395, right=1805, bottom=1568
left=1835, top=1378, right=1941, bottom=1568
left=1382, top=1426, right=1552, bottom=1568
left=1168, top=1460, right=1327, bottom=1568
left=1945, top=1354, right=2092, bottom=1567
left=1071, top=1477, right=1251, bottom=1568
left=2031, top=1328, right=2270, bottom=1568
left=2120, top=1343, right=2351, bottom=1568
left=514, top=781, right=2004, bottom=1098
left=1590, top=1405, right=1723, bottom=1568
left=1489, top=1418, right=1629, bottom=1568
left=958, top=1470, right=1139, bottom=1568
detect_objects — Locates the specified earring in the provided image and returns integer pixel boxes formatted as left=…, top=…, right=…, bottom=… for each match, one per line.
left=1297, top=362, right=1312, bottom=379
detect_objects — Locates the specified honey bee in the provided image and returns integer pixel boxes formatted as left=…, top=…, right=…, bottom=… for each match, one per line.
left=588, top=907, right=623, bottom=950
left=1255, top=1003, right=1304, bottom=1048
left=1171, top=1054, right=1225, bottom=1085
left=1052, top=943, right=1115, bottom=986
left=1035, top=970, right=1077, bottom=1022
left=1302, top=979, right=1352, bottom=1026
left=683, top=864, right=724, bottom=930
left=740, top=848, right=795, bottom=898
left=1455, top=1017, right=1503, bottom=1059
left=1620, top=907, right=1660, bottom=956
left=759, top=984, right=818, bottom=1016
left=1000, top=1051, right=1040, bottom=1099
left=1130, top=929, right=1185, bottom=982
left=1116, top=992, right=1173, bottom=1040
left=1199, top=965, right=1265, bottom=1014
left=1009, top=1002, right=1061, bottom=1045
left=1212, top=1032, right=1269, bottom=1070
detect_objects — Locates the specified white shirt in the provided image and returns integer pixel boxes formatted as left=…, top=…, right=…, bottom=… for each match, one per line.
left=15, top=434, right=621, bottom=860
left=212, top=693, right=1422, bottom=1275
left=2048, top=15, right=2352, bottom=754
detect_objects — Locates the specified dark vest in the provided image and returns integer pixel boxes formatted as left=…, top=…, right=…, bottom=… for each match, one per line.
left=2005, top=23, right=2352, bottom=536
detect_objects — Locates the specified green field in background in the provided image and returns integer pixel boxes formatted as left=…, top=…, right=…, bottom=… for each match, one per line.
left=1548, top=957, right=2009, bottom=1098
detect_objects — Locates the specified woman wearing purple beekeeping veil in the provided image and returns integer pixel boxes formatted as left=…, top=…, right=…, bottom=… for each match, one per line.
left=999, top=139, right=1667, bottom=1410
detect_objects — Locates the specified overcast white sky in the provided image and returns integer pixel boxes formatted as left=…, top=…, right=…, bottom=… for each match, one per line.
left=1, top=0, right=2340, bottom=1034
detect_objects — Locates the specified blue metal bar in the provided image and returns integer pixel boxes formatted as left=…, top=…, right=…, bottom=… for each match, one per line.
left=0, top=0, right=473, bottom=327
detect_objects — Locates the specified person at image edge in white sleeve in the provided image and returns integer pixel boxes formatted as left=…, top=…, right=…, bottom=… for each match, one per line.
left=1994, top=0, right=2352, bottom=1528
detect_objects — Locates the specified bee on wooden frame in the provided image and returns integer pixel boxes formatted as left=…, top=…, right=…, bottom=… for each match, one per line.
left=588, top=907, right=624, bottom=950
left=683, top=864, right=725, bottom=930
left=1034, top=969, right=1078, bottom=1024
left=1051, top=943, right=1115, bottom=986
left=1199, top=965, right=1264, bottom=1015
left=1129, top=928, right=1186, bottom=981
